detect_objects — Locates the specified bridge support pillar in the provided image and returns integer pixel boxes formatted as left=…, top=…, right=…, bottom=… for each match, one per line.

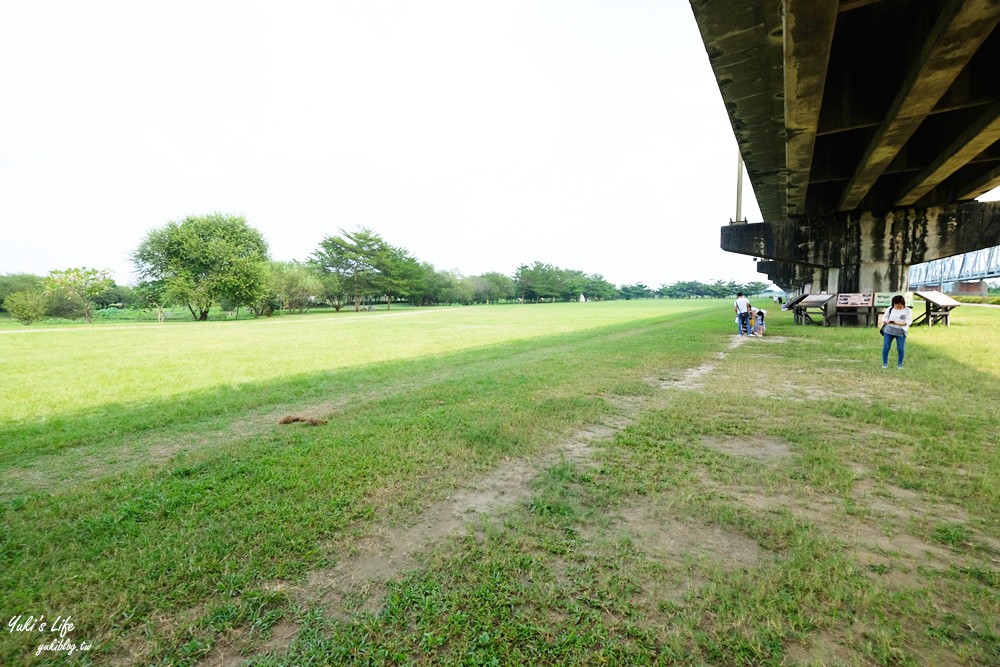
left=722, top=201, right=1000, bottom=293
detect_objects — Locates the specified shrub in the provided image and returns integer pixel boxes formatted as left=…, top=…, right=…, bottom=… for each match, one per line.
left=5, top=290, right=49, bottom=325
left=954, top=296, right=1000, bottom=305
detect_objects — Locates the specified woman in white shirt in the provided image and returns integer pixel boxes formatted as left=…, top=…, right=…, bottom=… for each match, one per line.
left=881, top=294, right=912, bottom=369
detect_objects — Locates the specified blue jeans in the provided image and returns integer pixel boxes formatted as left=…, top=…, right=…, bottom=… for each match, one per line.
left=882, top=333, right=906, bottom=367
left=737, top=312, right=750, bottom=334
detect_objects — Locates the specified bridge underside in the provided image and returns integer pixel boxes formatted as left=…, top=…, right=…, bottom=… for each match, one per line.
left=691, top=0, right=1000, bottom=293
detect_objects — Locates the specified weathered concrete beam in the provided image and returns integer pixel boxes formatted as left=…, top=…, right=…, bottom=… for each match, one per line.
left=722, top=200, right=1000, bottom=292
left=838, top=0, right=881, bottom=12
left=757, top=259, right=813, bottom=293
left=838, top=0, right=1000, bottom=211
left=689, top=0, right=787, bottom=221
left=957, top=164, right=1000, bottom=200
left=784, top=0, right=839, bottom=215
left=897, top=100, right=1000, bottom=205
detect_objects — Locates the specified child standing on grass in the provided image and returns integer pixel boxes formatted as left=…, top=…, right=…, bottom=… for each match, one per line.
left=753, top=309, right=766, bottom=336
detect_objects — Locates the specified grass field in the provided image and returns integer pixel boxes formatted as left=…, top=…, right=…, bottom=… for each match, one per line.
left=1, top=301, right=998, bottom=665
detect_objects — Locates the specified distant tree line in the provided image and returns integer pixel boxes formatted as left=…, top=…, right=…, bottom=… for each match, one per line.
left=0, top=214, right=775, bottom=324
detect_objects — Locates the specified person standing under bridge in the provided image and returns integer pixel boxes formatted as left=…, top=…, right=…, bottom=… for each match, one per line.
left=881, top=295, right=912, bottom=369
left=734, top=292, right=751, bottom=336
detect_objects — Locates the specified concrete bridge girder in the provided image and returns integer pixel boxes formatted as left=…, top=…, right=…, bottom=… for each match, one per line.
left=722, top=200, right=1000, bottom=293
left=691, top=1, right=1000, bottom=291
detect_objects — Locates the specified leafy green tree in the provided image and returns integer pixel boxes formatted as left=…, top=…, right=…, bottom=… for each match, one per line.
left=370, top=243, right=422, bottom=309
left=94, top=283, right=135, bottom=310
left=450, top=276, right=477, bottom=305
left=312, top=228, right=383, bottom=311
left=44, top=267, right=114, bottom=322
left=477, top=272, right=516, bottom=303
left=4, top=290, right=49, bottom=325
left=741, top=281, right=771, bottom=297
left=313, top=228, right=423, bottom=310
left=583, top=274, right=617, bottom=301
left=310, top=238, right=354, bottom=312
left=515, top=262, right=559, bottom=302
left=44, top=288, right=86, bottom=319
left=618, top=282, right=654, bottom=300
left=0, top=273, right=44, bottom=312
left=132, top=213, right=270, bottom=320
left=270, top=261, right=323, bottom=313
left=410, top=264, right=457, bottom=305
left=316, top=271, right=349, bottom=311
left=133, top=280, right=169, bottom=322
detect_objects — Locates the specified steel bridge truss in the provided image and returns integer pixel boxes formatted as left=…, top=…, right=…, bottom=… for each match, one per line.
left=909, top=245, right=1000, bottom=286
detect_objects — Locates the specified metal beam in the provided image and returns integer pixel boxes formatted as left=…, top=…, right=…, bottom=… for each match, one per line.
left=896, top=101, right=1000, bottom=205
left=838, top=0, right=1000, bottom=211
left=783, top=0, right=839, bottom=216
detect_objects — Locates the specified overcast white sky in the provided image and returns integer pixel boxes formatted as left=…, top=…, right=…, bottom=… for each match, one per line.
left=0, top=1, right=824, bottom=288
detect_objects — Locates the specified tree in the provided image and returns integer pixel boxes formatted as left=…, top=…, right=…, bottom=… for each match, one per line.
left=478, top=272, right=516, bottom=303
left=311, top=238, right=354, bottom=311
left=370, top=243, right=422, bottom=309
left=44, top=267, right=114, bottom=322
left=4, top=290, right=49, bottom=325
left=133, top=280, right=169, bottom=322
left=0, top=273, right=44, bottom=312
left=132, top=213, right=270, bottom=320
left=312, top=228, right=383, bottom=311
left=270, top=261, right=323, bottom=313
left=515, top=262, right=560, bottom=302
left=94, top=283, right=135, bottom=310
left=741, top=281, right=771, bottom=297
left=618, top=282, right=654, bottom=300
left=583, top=274, right=618, bottom=301
left=410, top=264, right=457, bottom=305
left=313, top=228, right=423, bottom=310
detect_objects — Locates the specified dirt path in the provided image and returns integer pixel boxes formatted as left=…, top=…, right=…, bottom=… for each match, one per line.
left=196, top=333, right=762, bottom=666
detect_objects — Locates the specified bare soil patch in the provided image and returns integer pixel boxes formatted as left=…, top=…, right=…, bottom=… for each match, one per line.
left=702, top=466, right=986, bottom=591
left=701, top=435, right=792, bottom=462
left=647, top=333, right=767, bottom=392
left=782, top=628, right=868, bottom=666
left=615, top=504, right=766, bottom=570
left=295, top=420, right=618, bottom=621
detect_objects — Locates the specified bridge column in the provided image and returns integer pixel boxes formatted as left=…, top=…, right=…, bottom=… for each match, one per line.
left=722, top=201, right=1000, bottom=293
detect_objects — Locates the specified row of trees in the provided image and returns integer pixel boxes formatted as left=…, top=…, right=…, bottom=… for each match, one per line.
left=1, top=214, right=776, bottom=324
left=0, top=268, right=117, bottom=325
left=658, top=279, right=771, bottom=299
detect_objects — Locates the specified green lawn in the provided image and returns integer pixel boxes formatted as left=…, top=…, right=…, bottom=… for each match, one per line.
left=1, top=301, right=997, bottom=665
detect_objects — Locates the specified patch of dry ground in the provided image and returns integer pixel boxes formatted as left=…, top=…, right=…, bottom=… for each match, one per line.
left=702, top=435, right=792, bottom=462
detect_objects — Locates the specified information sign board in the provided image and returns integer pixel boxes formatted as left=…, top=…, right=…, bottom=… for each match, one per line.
left=836, top=293, right=873, bottom=307
left=874, top=292, right=913, bottom=308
